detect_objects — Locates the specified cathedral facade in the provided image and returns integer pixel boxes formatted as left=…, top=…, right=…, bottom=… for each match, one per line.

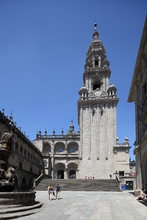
left=34, top=25, right=132, bottom=181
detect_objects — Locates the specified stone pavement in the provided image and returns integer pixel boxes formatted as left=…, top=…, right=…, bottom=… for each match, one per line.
left=20, top=191, right=147, bottom=220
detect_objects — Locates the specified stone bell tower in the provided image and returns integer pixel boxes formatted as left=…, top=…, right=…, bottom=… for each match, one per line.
left=78, top=24, right=119, bottom=179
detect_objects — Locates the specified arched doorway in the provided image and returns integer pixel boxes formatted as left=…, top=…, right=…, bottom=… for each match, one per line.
left=54, top=163, right=65, bottom=179
left=67, top=163, right=77, bottom=179
left=57, top=170, right=64, bottom=179
left=69, top=170, right=76, bottom=179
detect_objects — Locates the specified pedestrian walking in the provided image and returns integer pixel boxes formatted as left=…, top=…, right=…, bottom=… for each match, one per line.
left=55, top=183, right=61, bottom=200
left=48, top=185, right=54, bottom=200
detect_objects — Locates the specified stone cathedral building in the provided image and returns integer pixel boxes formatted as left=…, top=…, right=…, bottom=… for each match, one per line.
left=34, top=24, right=133, bottom=183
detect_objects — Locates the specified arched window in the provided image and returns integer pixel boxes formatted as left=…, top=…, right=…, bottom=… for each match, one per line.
left=43, top=142, right=51, bottom=153
left=93, top=82, right=101, bottom=90
left=95, top=60, right=98, bottom=66
left=54, top=142, right=65, bottom=153
left=24, top=149, right=27, bottom=157
left=28, top=151, right=30, bottom=159
left=20, top=145, right=23, bottom=155
left=67, top=142, right=78, bottom=153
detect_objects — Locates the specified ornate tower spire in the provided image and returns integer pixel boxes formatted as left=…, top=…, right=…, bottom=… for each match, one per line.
left=78, top=26, right=119, bottom=179
left=81, top=24, right=113, bottom=97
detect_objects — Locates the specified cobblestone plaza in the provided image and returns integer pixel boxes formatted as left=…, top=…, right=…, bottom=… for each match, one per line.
left=20, top=191, right=147, bottom=220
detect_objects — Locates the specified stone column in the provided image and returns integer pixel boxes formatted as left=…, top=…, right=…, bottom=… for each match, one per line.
left=51, top=140, right=54, bottom=179
left=89, top=110, right=92, bottom=160
left=105, top=107, right=108, bottom=159
left=64, top=166, right=68, bottom=179
left=96, top=109, right=100, bottom=160
left=79, top=108, right=83, bottom=159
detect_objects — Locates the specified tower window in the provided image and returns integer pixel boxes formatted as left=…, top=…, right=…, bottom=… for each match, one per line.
left=93, top=82, right=101, bottom=90
left=95, top=60, right=98, bottom=66
left=119, top=171, right=124, bottom=176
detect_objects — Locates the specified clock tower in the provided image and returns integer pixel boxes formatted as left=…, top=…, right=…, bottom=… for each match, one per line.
left=78, top=24, right=119, bottom=179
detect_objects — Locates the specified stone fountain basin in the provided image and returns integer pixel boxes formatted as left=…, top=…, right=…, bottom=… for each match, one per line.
left=0, top=191, right=36, bottom=205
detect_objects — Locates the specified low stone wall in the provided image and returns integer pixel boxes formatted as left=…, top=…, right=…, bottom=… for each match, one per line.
left=0, top=191, right=36, bottom=205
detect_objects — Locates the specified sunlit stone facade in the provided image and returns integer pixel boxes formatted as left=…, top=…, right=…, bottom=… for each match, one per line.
left=128, top=17, right=147, bottom=189
left=0, top=111, right=43, bottom=190
left=34, top=25, right=134, bottom=185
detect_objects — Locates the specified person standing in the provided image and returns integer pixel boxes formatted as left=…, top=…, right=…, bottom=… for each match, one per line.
left=55, top=183, right=61, bottom=200
left=48, top=185, right=54, bottom=200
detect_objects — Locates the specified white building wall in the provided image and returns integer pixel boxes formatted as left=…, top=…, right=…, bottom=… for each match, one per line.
left=78, top=104, right=116, bottom=179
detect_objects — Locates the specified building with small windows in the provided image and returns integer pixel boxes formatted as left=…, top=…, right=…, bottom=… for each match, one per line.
left=34, top=24, right=135, bottom=188
left=128, top=17, right=147, bottom=189
left=0, top=110, right=43, bottom=190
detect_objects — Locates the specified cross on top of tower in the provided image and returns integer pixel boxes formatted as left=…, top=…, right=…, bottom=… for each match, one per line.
left=94, top=23, right=97, bottom=32
left=93, top=23, right=99, bottom=40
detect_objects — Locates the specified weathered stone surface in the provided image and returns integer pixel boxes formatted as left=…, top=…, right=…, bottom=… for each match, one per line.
left=0, top=191, right=36, bottom=205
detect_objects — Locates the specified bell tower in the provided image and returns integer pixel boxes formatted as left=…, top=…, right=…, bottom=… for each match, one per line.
left=78, top=24, right=119, bottom=179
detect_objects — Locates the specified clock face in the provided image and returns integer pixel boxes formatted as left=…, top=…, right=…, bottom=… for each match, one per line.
left=95, top=90, right=101, bottom=96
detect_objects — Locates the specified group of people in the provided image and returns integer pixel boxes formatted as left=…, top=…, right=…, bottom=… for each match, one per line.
left=48, top=183, right=61, bottom=201
left=136, top=189, right=147, bottom=201
left=85, top=176, right=95, bottom=180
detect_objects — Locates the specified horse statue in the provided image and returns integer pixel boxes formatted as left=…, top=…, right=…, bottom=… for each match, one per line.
left=0, top=167, right=17, bottom=192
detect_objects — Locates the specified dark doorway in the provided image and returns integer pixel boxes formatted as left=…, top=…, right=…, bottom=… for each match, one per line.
left=69, top=170, right=76, bottom=179
left=57, top=170, right=64, bottom=179
left=126, top=181, right=133, bottom=190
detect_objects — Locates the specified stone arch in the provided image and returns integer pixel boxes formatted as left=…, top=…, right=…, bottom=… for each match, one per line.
left=54, top=142, right=65, bottom=153
left=141, top=152, right=147, bottom=189
left=54, top=163, right=65, bottom=179
left=43, top=142, right=51, bottom=154
left=67, top=162, right=78, bottom=179
left=67, top=142, right=78, bottom=153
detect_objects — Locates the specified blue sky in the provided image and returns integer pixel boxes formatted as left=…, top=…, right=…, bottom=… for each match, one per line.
left=0, top=0, right=146, bottom=159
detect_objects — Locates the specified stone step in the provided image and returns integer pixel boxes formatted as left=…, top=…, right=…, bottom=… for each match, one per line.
left=0, top=202, right=42, bottom=219
left=36, top=178, right=121, bottom=192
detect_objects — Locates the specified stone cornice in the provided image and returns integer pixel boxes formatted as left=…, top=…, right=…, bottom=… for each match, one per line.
left=78, top=97, right=119, bottom=107
left=0, top=111, right=42, bottom=157
left=113, top=145, right=131, bottom=150
left=83, top=68, right=111, bottom=78
left=36, top=134, right=80, bottom=141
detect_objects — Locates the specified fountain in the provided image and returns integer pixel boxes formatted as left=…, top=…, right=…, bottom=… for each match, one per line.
left=0, top=131, right=17, bottom=192
left=0, top=131, right=36, bottom=206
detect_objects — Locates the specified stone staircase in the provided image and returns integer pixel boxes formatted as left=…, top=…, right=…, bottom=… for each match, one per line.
left=0, top=202, right=42, bottom=219
left=35, top=178, right=121, bottom=192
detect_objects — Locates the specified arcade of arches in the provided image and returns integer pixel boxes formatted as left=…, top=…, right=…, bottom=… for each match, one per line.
left=41, top=140, right=79, bottom=179
left=54, top=162, right=78, bottom=179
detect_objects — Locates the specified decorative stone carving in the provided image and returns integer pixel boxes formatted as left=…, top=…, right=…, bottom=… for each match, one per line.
left=0, top=132, right=17, bottom=192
